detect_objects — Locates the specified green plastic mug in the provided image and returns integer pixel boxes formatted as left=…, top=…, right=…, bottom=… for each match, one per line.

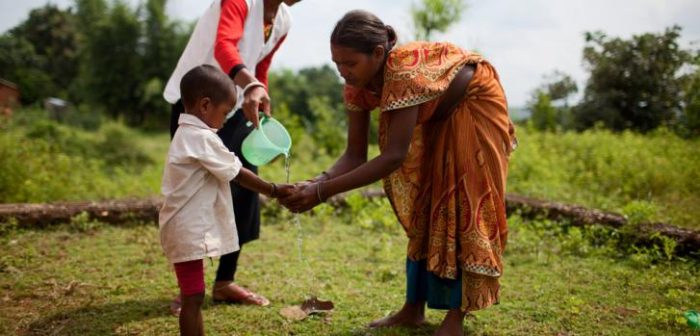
left=241, top=116, right=292, bottom=166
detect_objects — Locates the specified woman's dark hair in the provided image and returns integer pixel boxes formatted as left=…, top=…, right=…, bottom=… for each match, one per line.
left=330, top=10, right=397, bottom=55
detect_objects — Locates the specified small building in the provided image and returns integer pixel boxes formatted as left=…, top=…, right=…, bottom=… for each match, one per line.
left=0, top=79, right=20, bottom=119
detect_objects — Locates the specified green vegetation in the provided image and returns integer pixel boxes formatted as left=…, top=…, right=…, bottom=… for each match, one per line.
left=0, top=0, right=189, bottom=128
left=528, top=26, right=700, bottom=137
left=1, top=197, right=698, bottom=335
left=4, top=113, right=699, bottom=231
left=509, top=126, right=700, bottom=230
left=0, top=109, right=166, bottom=203
left=1, top=3, right=698, bottom=334
left=411, top=0, right=466, bottom=41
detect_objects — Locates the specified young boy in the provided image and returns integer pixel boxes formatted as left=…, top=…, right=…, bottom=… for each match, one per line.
left=159, top=64, right=284, bottom=336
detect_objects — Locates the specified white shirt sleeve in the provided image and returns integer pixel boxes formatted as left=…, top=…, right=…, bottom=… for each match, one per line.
left=194, top=132, right=243, bottom=182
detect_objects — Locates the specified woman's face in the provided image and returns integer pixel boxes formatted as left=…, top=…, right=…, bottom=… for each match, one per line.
left=331, top=44, right=385, bottom=88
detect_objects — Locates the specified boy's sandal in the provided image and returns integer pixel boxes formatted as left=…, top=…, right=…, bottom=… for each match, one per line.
left=212, top=284, right=270, bottom=306
left=169, top=295, right=182, bottom=316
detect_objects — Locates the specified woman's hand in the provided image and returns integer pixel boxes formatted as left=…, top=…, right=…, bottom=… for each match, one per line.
left=271, top=183, right=295, bottom=199
left=242, top=86, right=271, bottom=128
left=278, top=182, right=322, bottom=213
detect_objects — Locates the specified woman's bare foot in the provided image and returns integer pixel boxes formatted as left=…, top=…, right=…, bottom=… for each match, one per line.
left=368, top=302, right=426, bottom=329
left=434, top=309, right=467, bottom=336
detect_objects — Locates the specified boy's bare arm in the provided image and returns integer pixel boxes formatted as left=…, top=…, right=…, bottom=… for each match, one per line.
left=234, top=168, right=293, bottom=198
left=234, top=168, right=272, bottom=196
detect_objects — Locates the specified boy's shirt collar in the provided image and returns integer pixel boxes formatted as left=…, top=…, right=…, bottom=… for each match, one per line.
left=178, top=113, right=218, bottom=132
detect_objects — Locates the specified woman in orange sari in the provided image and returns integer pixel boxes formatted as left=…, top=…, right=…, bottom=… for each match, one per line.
left=280, top=10, right=516, bottom=335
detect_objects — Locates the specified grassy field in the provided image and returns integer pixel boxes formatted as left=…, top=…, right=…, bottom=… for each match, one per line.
left=1, top=112, right=699, bottom=335
left=0, top=198, right=698, bottom=335
left=2, top=114, right=699, bottom=230
left=507, top=127, right=700, bottom=230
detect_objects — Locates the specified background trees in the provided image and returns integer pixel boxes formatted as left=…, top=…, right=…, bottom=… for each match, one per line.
left=1, top=0, right=189, bottom=128
left=2, top=0, right=698, bottom=137
left=573, top=26, right=696, bottom=133
left=524, top=26, right=700, bottom=136
left=410, top=0, right=466, bottom=41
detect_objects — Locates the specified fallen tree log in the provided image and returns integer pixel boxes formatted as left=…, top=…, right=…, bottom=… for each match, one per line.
left=1, top=192, right=698, bottom=257
left=0, top=198, right=161, bottom=228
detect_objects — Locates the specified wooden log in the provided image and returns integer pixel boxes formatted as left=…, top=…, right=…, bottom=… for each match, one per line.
left=1, top=192, right=698, bottom=257
left=0, top=198, right=161, bottom=228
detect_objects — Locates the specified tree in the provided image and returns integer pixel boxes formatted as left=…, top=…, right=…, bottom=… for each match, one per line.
left=0, top=35, right=53, bottom=105
left=84, top=1, right=143, bottom=120
left=1, top=5, right=79, bottom=104
left=574, top=26, right=695, bottom=132
left=411, top=0, right=466, bottom=41
left=11, top=5, right=79, bottom=91
left=528, top=91, right=557, bottom=132
left=308, top=96, right=346, bottom=155
left=268, top=65, right=344, bottom=126
left=678, top=54, right=700, bottom=137
left=140, top=0, right=190, bottom=127
left=527, top=71, right=578, bottom=131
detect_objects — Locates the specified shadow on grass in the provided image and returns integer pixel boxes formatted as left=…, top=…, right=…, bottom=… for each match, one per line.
left=24, top=298, right=172, bottom=336
left=339, top=323, right=439, bottom=336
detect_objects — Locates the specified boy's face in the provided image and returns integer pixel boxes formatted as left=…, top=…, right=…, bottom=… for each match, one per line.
left=197, top=94, right=236, bottom=129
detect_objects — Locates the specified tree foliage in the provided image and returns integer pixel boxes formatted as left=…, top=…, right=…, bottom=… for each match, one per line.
left=268, top=65, right=349, bottom=153
left=574, top=26, right=695, bottom=133
left=1, top=0, right=188, bottom=127
left=528, top=71, right=577, bottom=131
left=0, top=5, right=79, bottom=104
left=411, top=0, right=466, bottom=41
left=269, top=65, right=344, bottom=124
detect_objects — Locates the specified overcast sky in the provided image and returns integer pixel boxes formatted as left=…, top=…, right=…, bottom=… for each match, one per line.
left=2, top=0, right=699, bottom=107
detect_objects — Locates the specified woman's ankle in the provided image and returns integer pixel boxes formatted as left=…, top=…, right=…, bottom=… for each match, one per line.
left=403, top=301, right=426, bottom=316
left=213, top=280, right=233, bottom=289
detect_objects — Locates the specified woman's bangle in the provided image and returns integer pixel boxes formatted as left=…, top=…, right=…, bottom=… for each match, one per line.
left=316, top=182, right=326, bottom=203
left=318, top=171, right=330, bottom=181
left=242, top=80, right=266, bottom=97
left=270, top=183, right=277, bottom=198
left=307, top=171, right=330, bottom=183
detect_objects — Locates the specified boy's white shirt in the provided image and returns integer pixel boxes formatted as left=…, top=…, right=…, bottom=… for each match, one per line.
left=159, top=113, right=242, bottom=264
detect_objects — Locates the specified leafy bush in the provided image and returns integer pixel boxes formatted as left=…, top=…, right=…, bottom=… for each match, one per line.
left=508, top=126, right=700, bottom=229
left=0, top=114, right=162, bottom=203
left=95, top=122, right=154, bottom=168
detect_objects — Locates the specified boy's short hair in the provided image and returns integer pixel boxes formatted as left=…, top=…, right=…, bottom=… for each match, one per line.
left=180, top=64, right=236, bottom=111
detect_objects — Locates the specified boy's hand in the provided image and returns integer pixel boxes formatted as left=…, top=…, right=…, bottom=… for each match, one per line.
left=272, top=183, right=296, bottom=199
left=278, top=182, right=321, bottom=213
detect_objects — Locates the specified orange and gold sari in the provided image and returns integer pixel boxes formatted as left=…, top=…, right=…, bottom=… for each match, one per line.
left=344, top=42, right=515, bottom=312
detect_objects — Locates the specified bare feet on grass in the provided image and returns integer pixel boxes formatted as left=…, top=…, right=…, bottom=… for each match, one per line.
left=368, top=302, right=426, bottom=329
left=433, top=308, right=467, bottom=336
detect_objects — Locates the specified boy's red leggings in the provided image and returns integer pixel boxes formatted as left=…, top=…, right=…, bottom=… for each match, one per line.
left=174, top=259, right=205, bottom=296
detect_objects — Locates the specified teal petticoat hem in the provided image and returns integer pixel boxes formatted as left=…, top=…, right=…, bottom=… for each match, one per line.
left=405, top=258, right=461, bottom=310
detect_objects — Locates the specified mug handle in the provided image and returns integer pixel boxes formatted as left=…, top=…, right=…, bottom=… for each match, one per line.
left=245, top=111, right=267, bottom=128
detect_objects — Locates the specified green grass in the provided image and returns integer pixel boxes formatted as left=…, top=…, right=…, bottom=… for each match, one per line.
left=1, top=199, right=698, bottom=335
left=508, top=126, right=700, bottom=230
left=0, top=116, right=168, bottom=203
left=4, top=113, right=699, bottom=230
left=1, top=111, right=699, bottom=334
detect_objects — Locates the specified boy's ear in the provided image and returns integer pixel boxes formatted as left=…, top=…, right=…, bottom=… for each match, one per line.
left=199, top=97, right=212, bottom=114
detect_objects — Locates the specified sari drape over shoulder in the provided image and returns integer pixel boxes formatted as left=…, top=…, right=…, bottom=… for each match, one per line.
left=344, top=42, right=515, bottom=312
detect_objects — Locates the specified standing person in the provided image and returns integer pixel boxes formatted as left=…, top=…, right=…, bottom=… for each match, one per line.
left=160, top=65, right=288, bottom=336
left=163, top=0, right=303, bottom=313
left=280, top=10, right=516, bottom=336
